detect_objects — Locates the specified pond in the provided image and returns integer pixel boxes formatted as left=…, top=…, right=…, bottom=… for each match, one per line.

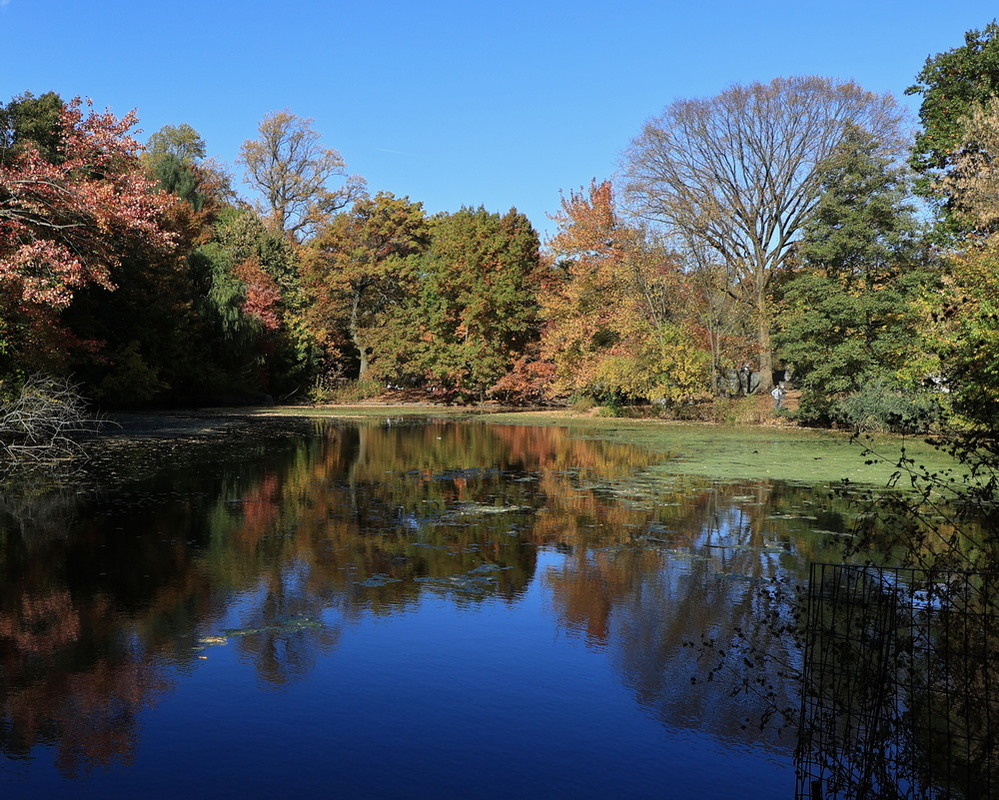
left=0, top=418, right=870, bottom=798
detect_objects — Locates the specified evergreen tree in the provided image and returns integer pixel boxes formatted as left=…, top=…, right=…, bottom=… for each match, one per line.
left=775, top=126, right=941, bottom=430
left=908, top=21, right=999, bottom=235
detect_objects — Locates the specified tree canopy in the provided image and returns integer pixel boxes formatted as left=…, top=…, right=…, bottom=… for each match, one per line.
left=623, top=76, right=905, bottom=390
left=239, top=110, right=365, bottom=240
left=4, top=23, right=999, bottom=428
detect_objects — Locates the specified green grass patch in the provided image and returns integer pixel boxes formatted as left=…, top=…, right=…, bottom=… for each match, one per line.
left=255, top=405, right=960, bottom=486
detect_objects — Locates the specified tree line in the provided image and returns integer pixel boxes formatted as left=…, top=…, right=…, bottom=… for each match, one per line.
left=3, top=22, right=999, bottom=431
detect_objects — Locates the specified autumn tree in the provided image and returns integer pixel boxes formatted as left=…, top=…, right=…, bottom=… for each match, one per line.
left=408, top=207, right=542, bottom=400
left=302, top=193, right=429, bottom=383
left=239, top=110, right=365, bottom=240
left=541, top=181, right=708, bottom=406
left=0, top=95, right=174, bottom=378
left=623, top=76, right=905, bottom=391
left=928, top=98, right=999, bottom=236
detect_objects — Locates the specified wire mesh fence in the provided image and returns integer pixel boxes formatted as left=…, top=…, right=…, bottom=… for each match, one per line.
left=796, top=563, right=998, bottom=800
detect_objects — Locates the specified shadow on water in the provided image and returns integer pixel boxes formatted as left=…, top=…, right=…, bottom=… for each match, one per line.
left=3, top=418, right=975, bottom=796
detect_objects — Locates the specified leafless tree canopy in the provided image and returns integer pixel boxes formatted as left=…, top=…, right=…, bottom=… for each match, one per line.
left=624, top=76, right=904, bottom=279
left=621, top=76, right=906, bottom=385
left=239, top=110, right=366, bottom=240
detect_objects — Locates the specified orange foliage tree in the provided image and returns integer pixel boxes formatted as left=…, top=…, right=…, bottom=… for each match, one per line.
left=540, top=180, right=709, bottom=406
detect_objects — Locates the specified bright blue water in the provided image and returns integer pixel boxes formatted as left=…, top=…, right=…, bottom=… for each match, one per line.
left=0, top=420, right=838, bottom=798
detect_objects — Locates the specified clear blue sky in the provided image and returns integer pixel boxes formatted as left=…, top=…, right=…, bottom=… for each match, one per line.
left=1, top=0, right=996, bottom=237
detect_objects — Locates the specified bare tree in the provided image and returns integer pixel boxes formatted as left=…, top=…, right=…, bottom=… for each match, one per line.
left=0, top=375, right=100, bottom=471
left=622, top=76, right=905, bottom=391
left=239, top=110, right=365, bottom=240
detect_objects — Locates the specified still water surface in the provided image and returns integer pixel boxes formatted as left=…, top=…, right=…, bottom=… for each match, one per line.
left=0, top=419, right=855, bottom=798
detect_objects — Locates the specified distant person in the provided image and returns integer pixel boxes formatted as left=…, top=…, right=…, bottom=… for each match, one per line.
left=771, top=382, right=786, bottom=411
left=738, top=362, right=752, bottom=396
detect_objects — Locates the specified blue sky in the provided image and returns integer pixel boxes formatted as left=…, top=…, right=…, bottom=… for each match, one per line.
left=1, top=1, right=997, bottom=237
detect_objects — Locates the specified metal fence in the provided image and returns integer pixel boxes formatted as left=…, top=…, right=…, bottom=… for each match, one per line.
left=796, top=563, right=998, bottom=800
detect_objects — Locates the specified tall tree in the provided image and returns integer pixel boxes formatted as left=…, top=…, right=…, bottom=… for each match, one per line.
left=191, top=206, right=307, bottom=399
left=774, top=126, right=938, bottom=428
left=143, top=123, right=210, bottom=209
left=907, top=21, right=999, bottom=233
left=623, top=76, right=904, bottom=391
left=239, top=110, right=364, bottom=240
left=0, top=96, right=174, bottom=377
left=0, top=91, right=64, bottom=166
left=935, top=98, right=999, bottom=234
left=410, top=207, right=542, bottom=400
left=302, top=193, right=429, bottom=381
left=941, top=241, right=999, bottom=428
left=541, top=181, right=707, bottom=406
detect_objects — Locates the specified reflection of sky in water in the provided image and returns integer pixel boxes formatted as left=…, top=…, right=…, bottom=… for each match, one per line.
left=140, top=550, right=793, bottom=799
left=0, top=421, right=834, bottom=798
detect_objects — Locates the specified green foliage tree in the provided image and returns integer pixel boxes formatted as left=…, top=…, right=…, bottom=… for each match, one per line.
left=0, top=91, right=64, bottom=166
left=190, top=206, right=308, bottom=400
left=408, top=207, right=542, bottom=400
left=908, top=20, right=999, bottom=233
left=143, top=123, right=210, bottom=210
left=146, top=123, right=207, bottom=164
left=302, top=193, right=429, bottom=383
left=774, top=126, right=940, bottom=430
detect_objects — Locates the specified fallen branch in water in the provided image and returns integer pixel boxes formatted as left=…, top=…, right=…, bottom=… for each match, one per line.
left=0, top=375, right=102, bottom=470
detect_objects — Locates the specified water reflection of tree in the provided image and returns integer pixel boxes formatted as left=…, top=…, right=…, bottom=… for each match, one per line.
left=0, top=574, right=178, bottom=775
left=540, top=478, right=835, bottom=750
left=0, top=419, right=857, bottom=778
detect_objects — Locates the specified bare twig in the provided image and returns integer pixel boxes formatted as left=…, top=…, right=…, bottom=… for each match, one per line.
left=0, top=375, right=101, bottom=471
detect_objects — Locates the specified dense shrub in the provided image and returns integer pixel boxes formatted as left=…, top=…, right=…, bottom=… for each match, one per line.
left=796, top=380, right=944, bottom=433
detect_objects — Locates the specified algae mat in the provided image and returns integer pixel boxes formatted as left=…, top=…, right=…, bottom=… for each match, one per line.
left=254, top=406, right=957, bottom=487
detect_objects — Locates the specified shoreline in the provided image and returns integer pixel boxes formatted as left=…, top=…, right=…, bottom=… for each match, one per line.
left=94, top=404, right=956, bottom=487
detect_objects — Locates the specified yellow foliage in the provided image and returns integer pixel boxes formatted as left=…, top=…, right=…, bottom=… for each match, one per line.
left=541, top=181, right=710, bottom=405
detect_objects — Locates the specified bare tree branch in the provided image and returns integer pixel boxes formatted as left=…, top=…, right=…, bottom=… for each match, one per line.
left=0, top=375, right=103, bottom=472
left=622, top=76, right=906, bottom=389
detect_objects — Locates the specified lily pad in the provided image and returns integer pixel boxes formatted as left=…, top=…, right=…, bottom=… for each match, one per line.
left=467, top=562, right=510, bottom=575
left=355, top=574, right=402, bottom=588
left=196, top=635, right=229, bottom=647
left=222, top=617, right=325, bottom=637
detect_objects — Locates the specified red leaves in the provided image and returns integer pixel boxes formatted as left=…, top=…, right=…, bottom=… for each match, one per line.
left=0, top=98, right=175, bottom=310
left=235, top=255, right=282, bottom=331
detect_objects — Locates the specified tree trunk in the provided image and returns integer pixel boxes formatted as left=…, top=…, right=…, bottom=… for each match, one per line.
left=350, top=289, right=370, bottom=379
left=757, top=294, right=774, bottom=393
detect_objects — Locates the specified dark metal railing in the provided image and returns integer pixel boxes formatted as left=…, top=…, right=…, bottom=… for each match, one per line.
left=796, top=563, right=997, bottom=800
